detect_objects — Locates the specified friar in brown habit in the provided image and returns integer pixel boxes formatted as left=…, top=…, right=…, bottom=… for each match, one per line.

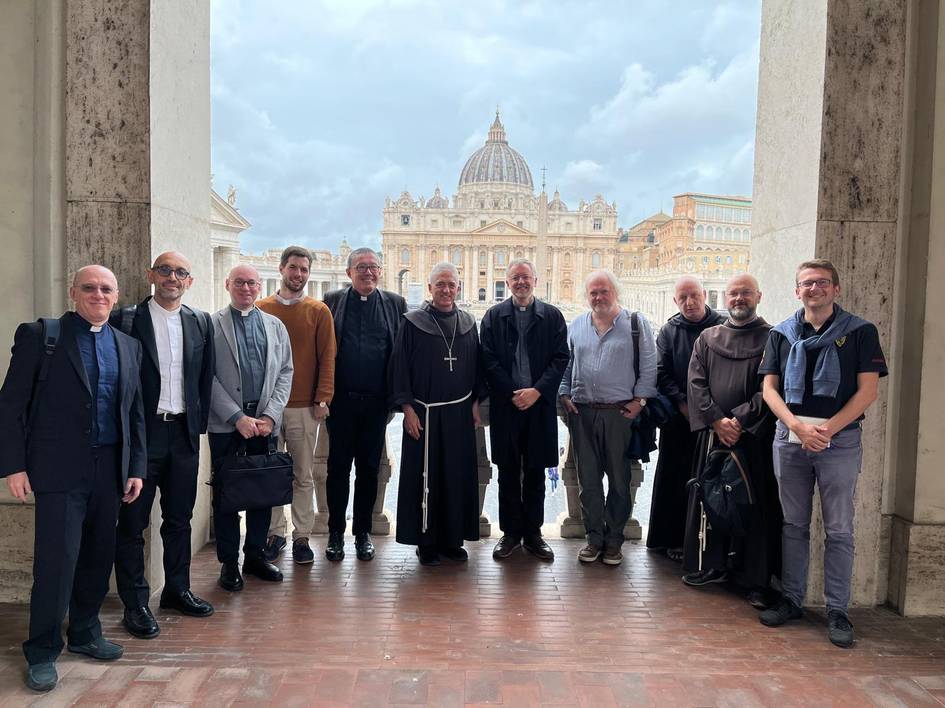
left=681, top=274, right=782, bottom=607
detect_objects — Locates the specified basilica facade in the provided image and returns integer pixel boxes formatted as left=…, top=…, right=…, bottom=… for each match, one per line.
left=381, top=113, right=618, bottom=308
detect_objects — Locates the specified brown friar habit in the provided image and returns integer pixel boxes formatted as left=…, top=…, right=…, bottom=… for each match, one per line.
left=682, top=317, right=782, bottom=590
left=389, top=302, right=484, bottom=548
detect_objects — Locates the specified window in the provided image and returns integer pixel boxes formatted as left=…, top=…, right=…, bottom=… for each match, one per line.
left=702, top=256, right=709, bottom=265
left=480, top=220, right=487, bottom=227
left=592, top=252, right=601, bottom=267
left=478, top=288, right=486, bottom=302
left=400, top=214, right=410, bottom=226
left=452, top=247, right=463, bottom=265
left=495, top=281, right=506, bottom=300
left=696, top=224, right=704, bottom=239
left=492, top=199, right=499, bottom=208
left=726, top=256, right=733, bottom=264
left=725, top=227, right=733, bottom=240
left=431, top=249, right=438, bottom=262
left=452, top=218, right=463, bottom=229
left=479, top=201, right=485, bottom=209
left=400, top=248, right=410, bottom=264
left=479, top=250, right=487, bottom=267
left=715, top=255, right=722, bottom=264
left=564, top=252, right=572, bottom=267
left=565, top=221, right=573, bottom=231
left=431, top=219, right=438, bottom=229
left=593, top=218, right=602, bottom=231
left=517, top=221, right=523, bottom=228
left=745, top=229, right=751, bottom=240
left=706, top=225, right=714, bottom=240
left=496, top=249, right=507, bottom=266
left=708, top=290, right=719, bottom=308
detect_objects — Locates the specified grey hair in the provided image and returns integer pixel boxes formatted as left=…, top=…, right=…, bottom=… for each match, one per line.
left=583, top=269, right=621, bottom=300
left=428, top=261, right=459, bottom=284
left=506, top=258, right=536, bottom=278
left=347, top=247, right=379, bottom=268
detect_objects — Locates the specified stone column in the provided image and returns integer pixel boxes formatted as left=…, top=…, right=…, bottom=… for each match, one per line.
left=477, top=398, right=494, bottom=537
left=371, top=433, right=394, bottom=535
left=309, top=421, right=330, bottom=534
left=486, top=250, right=495, bottom=301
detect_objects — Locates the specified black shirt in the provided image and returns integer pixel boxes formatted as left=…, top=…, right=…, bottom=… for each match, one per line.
left=758, top=309, right=887, bottom=422
left=335, top=288, right=389, bottom=396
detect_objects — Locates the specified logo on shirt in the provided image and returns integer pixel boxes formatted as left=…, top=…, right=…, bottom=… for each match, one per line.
left=835, top=336, right=847, bottom=348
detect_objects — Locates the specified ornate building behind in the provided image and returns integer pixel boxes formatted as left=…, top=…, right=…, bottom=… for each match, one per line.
left=381, top=113, right=618, bottom=308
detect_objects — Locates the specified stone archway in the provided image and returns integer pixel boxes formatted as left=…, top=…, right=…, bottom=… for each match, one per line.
left=397, top=268, right=410, bottom=296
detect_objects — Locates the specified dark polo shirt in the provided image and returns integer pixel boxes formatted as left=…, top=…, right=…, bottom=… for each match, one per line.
left=759, top=307, right=888, bottom=423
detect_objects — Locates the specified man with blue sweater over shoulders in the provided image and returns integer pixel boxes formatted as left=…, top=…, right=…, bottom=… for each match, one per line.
left=758, top=259, right=887, bottom=649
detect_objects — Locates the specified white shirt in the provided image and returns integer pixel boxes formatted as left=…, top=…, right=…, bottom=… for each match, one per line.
left=148, top=298, right=186, bottom=414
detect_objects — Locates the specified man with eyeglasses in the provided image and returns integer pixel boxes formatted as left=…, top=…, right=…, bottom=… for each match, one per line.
left=322, top=247, right=406, bottom=561
left=209, top=264, right=294, bottom=590
left=758, top=259, right=887, bottom=649
left=257, top=246, right=336, bottom=565
left=481, top=259, right=569, bottom=562
left=0, top=265, right=146, bottom=691
left=110, top=252, right=216, bottom=640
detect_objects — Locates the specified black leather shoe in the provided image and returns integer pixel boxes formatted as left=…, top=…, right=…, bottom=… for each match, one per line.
left=523, top=535, right=555, bottom=561
left=355, top=532, right=375, bottom=561
left=25, top=662, right=58, bottom=692
left=243, top=556, right=284, bottom=582
left=416, top=545, right=440, bottom=566
left=67, top=637, right=123, bottom=661
left=492, top=535, right=521, bottom=560
left=160, top=589, right=214, bottom=617
left=439, top=546, right=468, bottom=562
left=218, top=562, right=244, bottom=592
left=326, top=530, right=345, bottom=562
left=122, top=606, right=160, bottom=639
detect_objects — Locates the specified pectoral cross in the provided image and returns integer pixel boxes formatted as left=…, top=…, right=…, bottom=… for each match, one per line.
left=444, top=353, right=457, bottom=372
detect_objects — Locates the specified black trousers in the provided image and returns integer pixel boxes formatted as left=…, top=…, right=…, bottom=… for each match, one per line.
left=115, top=416, right=198, bottom=608
left=210, top=431, right=270, bottom=565
left=497, top=412, right=546, bottom=539
left=24, top=446, right=120, bottom=665
left=325, top=394, right=388, bottom=534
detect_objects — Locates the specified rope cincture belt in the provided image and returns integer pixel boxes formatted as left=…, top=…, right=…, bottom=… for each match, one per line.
left=414, top=390, right=472, bottom=533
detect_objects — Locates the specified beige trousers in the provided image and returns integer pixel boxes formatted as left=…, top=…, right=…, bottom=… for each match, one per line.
left=269, top=406, right=319, bottom=541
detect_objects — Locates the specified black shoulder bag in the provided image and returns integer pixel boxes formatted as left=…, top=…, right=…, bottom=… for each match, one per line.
left=209, top=436, right=293, bottom=514
left=693, top=434, right=754, bottom=538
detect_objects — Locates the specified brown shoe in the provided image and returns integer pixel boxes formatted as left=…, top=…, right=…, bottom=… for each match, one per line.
left=578, top=544, right=601, bottom=563
left=602, top=547, right=623, bottom=566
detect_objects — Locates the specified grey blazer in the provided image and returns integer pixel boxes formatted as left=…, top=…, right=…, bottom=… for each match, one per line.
left=208, top=306, right=294, bottom=433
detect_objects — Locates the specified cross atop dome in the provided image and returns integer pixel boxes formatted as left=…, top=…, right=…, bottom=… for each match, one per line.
left=487, top=110, right=507, bottom=144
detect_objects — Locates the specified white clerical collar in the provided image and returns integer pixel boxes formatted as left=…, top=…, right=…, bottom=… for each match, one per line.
left=274, top=291, right=306, bottom=305
left=148, top=298, right=181, bottom=318
left=231, top=305, right=256, bottom=316
left=90, top=325, right=103, bottom=332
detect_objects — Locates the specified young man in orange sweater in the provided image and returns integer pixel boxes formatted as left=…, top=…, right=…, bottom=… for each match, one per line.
left=257, top=246, right=336, bottom=564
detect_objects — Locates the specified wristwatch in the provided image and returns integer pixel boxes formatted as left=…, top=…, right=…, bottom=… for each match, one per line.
left=317, top=401, right=327, bottom=409
left=635, top=398, right=647, bottom=407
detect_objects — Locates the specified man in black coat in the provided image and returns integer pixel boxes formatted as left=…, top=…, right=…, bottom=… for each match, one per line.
left=111, top=252, right=215, bottom=640
left=322, top=247, right=406, bottom=561
left=646, top=276, right=725, bottom=560
left=480, top=258, right=569, bottom=561
left=0, top=265, right=146, bottom=692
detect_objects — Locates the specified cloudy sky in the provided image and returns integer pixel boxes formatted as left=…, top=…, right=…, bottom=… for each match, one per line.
left=211, top=0, right=761, bottom=255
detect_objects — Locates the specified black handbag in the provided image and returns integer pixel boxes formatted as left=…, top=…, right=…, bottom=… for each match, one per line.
left=210, top=436, right=293, bottom=514
left=692, top=438, right=754, bottom=537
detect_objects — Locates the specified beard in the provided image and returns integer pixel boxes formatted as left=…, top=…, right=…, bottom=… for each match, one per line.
left=282, top=277, right=305, bottom=294
left=729, top=305, right=756, bottom=322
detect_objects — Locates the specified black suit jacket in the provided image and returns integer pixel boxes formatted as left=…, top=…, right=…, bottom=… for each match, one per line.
left=479, top=297, right=570, bottom=469
left=110, top=298, right=214, bottom=452
left=0, top=312, right=147, bottom=492
left=322, top=286, right=407, bottom=358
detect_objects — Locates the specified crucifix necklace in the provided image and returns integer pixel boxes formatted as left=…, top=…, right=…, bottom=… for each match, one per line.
left=429, top=311, right=458, bottom=372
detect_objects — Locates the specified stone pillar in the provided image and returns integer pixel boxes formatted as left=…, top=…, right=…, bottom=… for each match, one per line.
left=309, top=420, right=330, bottom=534
left=213, top=245, right=240, bottom=310
left=371, top=433, right=394, bottom=536
left=486, top=252, right=495, bottom=301
left=477, top=398, right=494, bottom=537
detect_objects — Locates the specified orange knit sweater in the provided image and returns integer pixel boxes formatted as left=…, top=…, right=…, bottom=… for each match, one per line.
left=257, top=295, right=336, bottom=407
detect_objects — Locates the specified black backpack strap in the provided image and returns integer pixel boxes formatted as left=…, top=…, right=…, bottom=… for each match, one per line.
left=30, top=317, right=61, bottom=424
left=630, top=311, right=640, bottom=383
left=118, top=305, right=136, bottom=335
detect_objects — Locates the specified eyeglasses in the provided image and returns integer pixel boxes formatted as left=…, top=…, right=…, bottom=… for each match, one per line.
left=796, top=278, right=833, bottom=290
left=725, top=289, right=756, bottom=299
left=152, top=265, right=191, bottom=279
left=354, top=264, right=381, bottom=273
left=79, top=284, right=116, bottom=295
left=508, top=274, right=534, bottom=283
left=231, top=279, right=259, bottom=289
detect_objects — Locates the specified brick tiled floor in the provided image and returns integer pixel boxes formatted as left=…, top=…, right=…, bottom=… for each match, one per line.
left=0, top=538, right=943, bottom=706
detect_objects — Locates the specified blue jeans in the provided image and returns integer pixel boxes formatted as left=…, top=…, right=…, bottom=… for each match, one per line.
left=772, top=423, right=862, bottom=615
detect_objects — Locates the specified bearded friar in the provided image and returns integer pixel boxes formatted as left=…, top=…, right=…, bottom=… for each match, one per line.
left=680, top=274, right=783, bottom=609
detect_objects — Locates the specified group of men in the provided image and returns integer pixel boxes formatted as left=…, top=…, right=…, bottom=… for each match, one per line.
left=0, top=247, right=884, bottom=692
left=645, top=261, right=886, bottom=651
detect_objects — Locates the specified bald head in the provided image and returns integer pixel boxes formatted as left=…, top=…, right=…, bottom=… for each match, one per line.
left=226, top=264, right=262, bottom=309
left=70, top=265, right=119, bottom=325
left=673, top=275, right=707, bottom=322
left=152, top=251, right=191, bottom=271
left=148, top=251, right=194, bottom=309
left=724, top=273, right=762, bottom=323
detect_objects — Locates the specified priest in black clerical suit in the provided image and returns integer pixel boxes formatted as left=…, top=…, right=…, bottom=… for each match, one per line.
left=681, top=275, right=781, bottom=604
left=389, top=262, right=485, bottom=566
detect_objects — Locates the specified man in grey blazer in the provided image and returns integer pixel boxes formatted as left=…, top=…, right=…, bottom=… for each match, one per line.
left=209, top=265, right=294, bottom=591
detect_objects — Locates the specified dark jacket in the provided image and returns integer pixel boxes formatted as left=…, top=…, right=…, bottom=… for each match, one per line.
left=322, top=286, right=407, bottom=354
left=0, top=312, right=147, bottom=492
left=656, top=306, right=726, bottom=405
left=480, top=297, right=569, bottom=469
left=109, top=297, right=215, bottom=452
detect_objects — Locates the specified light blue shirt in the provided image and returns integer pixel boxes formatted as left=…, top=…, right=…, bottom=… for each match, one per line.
left=558, top=309, right=658, bottom=404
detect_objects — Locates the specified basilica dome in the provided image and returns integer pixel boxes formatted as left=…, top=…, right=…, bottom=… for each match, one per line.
left=458, top=113, right=534, bottom=191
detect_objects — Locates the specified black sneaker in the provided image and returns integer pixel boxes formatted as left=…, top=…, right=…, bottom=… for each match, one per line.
left=492, top=535, right=521, bottom=560
left=827, top=610, right=855, bottom=648
left=759, top=597, right=804, bottom=627
left=682, top=568, right=729, bottom=587
left=292, top=538, right=315, bottom=565
left=263, top=535, right=286, bottom=562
